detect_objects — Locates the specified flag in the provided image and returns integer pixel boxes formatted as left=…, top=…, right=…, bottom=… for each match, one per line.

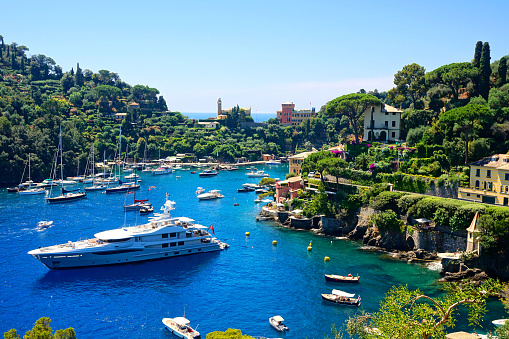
left=209, top=224, right=215, bottom=234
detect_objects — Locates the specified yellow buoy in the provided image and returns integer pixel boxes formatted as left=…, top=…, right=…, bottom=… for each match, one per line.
left=272, top=240, right=277, bottom=245
left=307, top=246, right=312, bottom=251
left=245, top=232, right=250, bottom=236
left=324, top=256, right=330, bottom=261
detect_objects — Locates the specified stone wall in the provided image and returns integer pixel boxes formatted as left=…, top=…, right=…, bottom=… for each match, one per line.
left=407, top=227, right=467, bottom=253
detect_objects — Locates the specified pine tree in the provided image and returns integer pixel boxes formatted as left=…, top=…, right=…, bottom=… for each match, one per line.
left=497, top=56, right=507, bottom=87
left=479, top=42, right=492, bottom=100
left=473, top=41, right=482, bottom=68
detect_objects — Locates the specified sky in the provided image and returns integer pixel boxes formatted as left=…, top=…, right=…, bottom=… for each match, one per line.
left=3, top=0, right=509, bottom=113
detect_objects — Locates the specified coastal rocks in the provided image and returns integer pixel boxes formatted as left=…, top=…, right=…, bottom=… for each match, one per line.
left=440, top=268, right=489, bottom=286
left=392, top=249, right=438, bottom=262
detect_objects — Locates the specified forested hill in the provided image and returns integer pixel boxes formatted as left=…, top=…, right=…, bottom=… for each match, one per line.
left=0, top=35, right=171, bottom=184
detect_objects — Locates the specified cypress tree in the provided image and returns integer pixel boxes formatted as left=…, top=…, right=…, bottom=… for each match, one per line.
left=20, top=56, right=25, bottom=73
left=479, top=42, right=492, bottom=100
left=70, top=67, right=74, bottom=76
left=11, top=53, right=16, bottom=69
left=75, top=62, right=84, bottom=86
left=472, top=41, right=482, bottom=68
left=497, top=56, right=507, bottom=87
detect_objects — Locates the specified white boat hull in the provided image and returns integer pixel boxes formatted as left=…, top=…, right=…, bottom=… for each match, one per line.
left=30, top=241, right=223, bottom=269
left=19, top=188, right=46, bottom=195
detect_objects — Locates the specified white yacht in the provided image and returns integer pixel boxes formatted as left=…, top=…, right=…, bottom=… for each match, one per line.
left=246, top=170, right=270, bottom=178
left=197, top=190, right=224, bottom=200
left=153, top=165, right=173, bottom=175
left=28, top=197, right=228, bottom=269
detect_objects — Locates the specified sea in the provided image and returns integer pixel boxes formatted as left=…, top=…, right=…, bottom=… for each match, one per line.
left=182, top=112, right=276, bottom=123
left=0, top=164, right=505, bottom=338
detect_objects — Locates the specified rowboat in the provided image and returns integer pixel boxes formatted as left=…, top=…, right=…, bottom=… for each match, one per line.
left=321, top=289, right=361, bottom=306
left=324, top=273, right=360, bottom=283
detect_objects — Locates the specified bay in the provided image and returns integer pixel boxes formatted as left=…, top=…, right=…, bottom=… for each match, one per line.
left=0, top=164, right=503, bottom=338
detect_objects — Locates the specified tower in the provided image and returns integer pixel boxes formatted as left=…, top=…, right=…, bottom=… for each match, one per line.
left=217, top=98, right=222, bottom=119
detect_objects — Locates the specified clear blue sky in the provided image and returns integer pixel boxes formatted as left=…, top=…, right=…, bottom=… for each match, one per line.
left=3, top=0, right=508, bottom=113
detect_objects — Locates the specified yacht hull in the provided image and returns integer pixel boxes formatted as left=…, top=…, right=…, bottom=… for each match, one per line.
left=30, top=242, right=223, bottom=270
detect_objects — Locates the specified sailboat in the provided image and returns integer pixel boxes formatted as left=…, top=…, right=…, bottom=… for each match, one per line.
left=18, top=153, right=46, bottom=195
left=105, top=127, right=140, bottom=194
left=84, top=143, right=106, bottom=191
left=47, top=127, right=87, bottom=203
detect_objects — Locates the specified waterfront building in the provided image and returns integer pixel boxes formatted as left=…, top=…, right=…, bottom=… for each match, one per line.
left=363, top=104, right=402, bottom=142
left=217, top=98, right=251, bottom=120
left=289, top=151, right=315, bottom=175
left=458, top=154, right=509, bottom=206
left=275, top=176, right=305, bottom=203
left=276, top=102, right=316, bottom=126
left=262, top=154, right=275, bottom=161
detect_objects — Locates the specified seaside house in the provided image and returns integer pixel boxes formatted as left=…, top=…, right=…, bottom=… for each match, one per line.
left=276, top=101, right=316, bottom=126
left=363, top=103, right=402, bottom=142
left=289, top=151, right=316, bottom=175
left=196, top=121, right=220, bottom=129
left=275, top=176, right=305, bottom=203
left=262, top=154, right=275, bottom=161
left=458, top=154, right=509, bottom=206
left=128, top=102, right=140, bottom=113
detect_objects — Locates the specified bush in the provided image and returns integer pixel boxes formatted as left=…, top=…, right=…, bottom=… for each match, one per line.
left=369, top=191, right=408, bottom=213
left=398, top=194, right=426, bottom=215
left=370, top=210, right=405, bottom=233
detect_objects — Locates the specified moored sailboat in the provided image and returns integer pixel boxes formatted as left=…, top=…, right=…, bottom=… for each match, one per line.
left=18, top=153, right=46, bottom=195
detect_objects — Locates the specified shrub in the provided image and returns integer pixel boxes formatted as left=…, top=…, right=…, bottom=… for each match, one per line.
left=369, top=191, right=408, bottom=213
left=370, top=210, right=405, bottom=233
left=398, top=194, right=426, bottom=215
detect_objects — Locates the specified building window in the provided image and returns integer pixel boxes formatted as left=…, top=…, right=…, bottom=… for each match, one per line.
left=391, top=132, right=395, bottom=138
left=467, top=193, right=470, bottom=196
left=487, top=170, right=491, bottom=178
left=392, top=121, right=396, bottom=127
left=384, top=121, right=388, bottom=128
left=385, top=112, right=388, bottom=115
left=476, top=169, right=480, bottom=177
left=505, top=173, right=509, bottom=181
left=393, top=112, right=396, bottom=115
left=475, top=180, right=479, bottom=188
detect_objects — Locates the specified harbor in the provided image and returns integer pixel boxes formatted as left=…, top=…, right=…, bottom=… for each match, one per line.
left=0, top=164, right=505, bottom=338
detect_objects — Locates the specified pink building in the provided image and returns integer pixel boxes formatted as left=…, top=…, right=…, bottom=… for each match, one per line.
left=275, top=176, right=304, bottom=203
left=277, top=102, right=295, bottom=125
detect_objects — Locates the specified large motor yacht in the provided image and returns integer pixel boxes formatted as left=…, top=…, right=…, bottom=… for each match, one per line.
left=28, top=196, right=228, bottom=269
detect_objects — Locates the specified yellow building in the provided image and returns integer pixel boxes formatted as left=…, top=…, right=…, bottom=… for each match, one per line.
left=458, top=154, right=509, bottom=206
left=217, top=98, right=251, bottom=120
left=289, top=151, right=315, bottom=175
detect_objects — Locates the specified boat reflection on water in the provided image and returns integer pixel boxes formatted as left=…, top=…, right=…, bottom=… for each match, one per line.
left=34, top=250, right=221, bottom=290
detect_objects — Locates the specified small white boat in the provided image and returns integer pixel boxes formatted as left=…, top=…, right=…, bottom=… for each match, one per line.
left=197, top=190, right=224, bottom=200
left=162, top=317, right=201, bottom=339
left=196, top=187, right=205, bottom=195
left=125, top=173, right=140, bottom=180
left=247, top=170, right=270, bottom=178
left=269, top=315, right=288, bottom=332
left=493, top=319, right=508, bottom=327
left=153, top=165, right=173, bottom=175
left=37, top=220, right=53, bottom=229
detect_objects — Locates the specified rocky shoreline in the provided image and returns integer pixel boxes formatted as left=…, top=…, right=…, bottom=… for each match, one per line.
left=258, top=205, right=492, bottom=283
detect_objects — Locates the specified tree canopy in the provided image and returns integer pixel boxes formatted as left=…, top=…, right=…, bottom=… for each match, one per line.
left=325, top=93, right=381, bottom=144
left=426, top=62, right=478, bottom=100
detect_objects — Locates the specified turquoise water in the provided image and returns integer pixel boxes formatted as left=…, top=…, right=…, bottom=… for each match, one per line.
left=0, top=164, right=504, bottom=338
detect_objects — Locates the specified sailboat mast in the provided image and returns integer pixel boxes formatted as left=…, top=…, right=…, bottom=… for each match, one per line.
left=59, top=126, right=63, bottom=188
left=28, top=153, right=31, bottom=189
left=118, top=126, right=122, bottom=179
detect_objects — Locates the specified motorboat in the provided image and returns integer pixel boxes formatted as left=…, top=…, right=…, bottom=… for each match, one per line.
left=269, top=315, right=288, bottom=332
left=28, top=196, right=229, bottom=269
left=226, top=166, right=239, bottom=171
left=199, top=170, right=218, bottom=177
left=37, top=221, right=53, bottom=229
left=190, top=171, right=196, bottom=174
left=237, top=186, right=255, bottom=193
left=125, top=173, right=140, bottom=181
left=246, top=170, right=270, bottom=178
left=162, top=317, right=201, bottom=339
left=255, top=188, right=268, bottom=194
left=139, top=205, right=154, bottom=214
left=321, top=289, right=361, bottom=306
left=493, top=319, right=509, bottom=327
left=153, top=165, right=173, bottom=175
left=196, top=187, right=205, bottom=195
left=197, top=190, right=224, bottom=200
left=266, top=160, right=281, bottom=165
left=324, top=273, right=360, bottom=283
